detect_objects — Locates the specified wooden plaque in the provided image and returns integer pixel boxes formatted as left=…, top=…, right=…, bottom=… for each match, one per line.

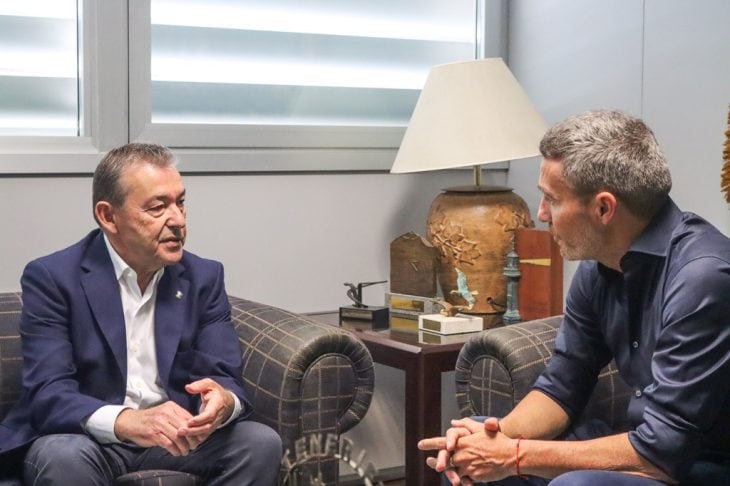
left=389, top=232, right=438, bottom=297
left=515, top=228, right=564, bottom=320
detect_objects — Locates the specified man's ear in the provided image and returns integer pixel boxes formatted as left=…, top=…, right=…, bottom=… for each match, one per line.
left=95, top=201, right=118, bottom=234
left=594, top=191, right=617, bottom=223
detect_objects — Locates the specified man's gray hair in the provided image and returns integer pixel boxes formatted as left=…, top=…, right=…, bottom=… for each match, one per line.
left=92, top=143, right=177, bottom=219
left=539, top=110, right=672, bottom=219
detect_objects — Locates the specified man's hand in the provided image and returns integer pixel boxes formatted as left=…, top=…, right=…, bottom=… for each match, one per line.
left=113, top=379, right=235, bottom=456
left=418, top=417, right=484, bottom=485
left=177, top=378, right=235, bottom=444
left=419, top=417, right=512, bottom=486
left=114, top=401, right=197, bottom=456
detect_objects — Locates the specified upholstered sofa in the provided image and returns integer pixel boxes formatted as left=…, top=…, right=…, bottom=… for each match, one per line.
left=0, top=292, right=374, bottom=485
left=455, top=315, right=631, bottom=432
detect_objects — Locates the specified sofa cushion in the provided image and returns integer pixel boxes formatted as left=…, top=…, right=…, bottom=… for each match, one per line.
left=0, top=293, right=23, bottom=421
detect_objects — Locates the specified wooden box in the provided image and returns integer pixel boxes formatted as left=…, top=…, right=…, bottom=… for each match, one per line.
left=515, top=228, right=563, bottom=320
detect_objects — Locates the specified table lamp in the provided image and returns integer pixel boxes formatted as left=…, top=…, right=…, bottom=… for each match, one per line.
left=391, top=58, right=548, bottom=314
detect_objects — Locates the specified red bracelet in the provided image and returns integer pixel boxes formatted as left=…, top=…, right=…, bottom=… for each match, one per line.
left=516, top=437, right=528, bottom=479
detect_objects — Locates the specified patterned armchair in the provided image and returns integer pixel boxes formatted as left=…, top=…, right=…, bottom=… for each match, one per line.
left=455, top=315, right=631, bottom=431
left=0, top=292, right=374, bottom=485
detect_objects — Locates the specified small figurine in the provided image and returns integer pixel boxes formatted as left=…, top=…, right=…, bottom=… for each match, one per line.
left=340, top=280, right=389, bottom=326
left=344, top=281, right=387, bottom=308
left=450, top=267, right=478, bottom=310
left=436, top=299, right=470, bottom=317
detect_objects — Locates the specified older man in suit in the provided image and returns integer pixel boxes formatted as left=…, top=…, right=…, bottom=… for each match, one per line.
left=0, top=143, right=281, bottom=485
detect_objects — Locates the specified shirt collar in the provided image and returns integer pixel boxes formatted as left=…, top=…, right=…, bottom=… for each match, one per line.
left=596, top=197, right=681, bottom=277
left=625, top=197, right=683, bottom=258
left=103, top=233, right=164, bottom=286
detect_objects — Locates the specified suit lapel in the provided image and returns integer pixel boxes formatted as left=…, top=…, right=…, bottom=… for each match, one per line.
left=80, top=232, right=127, bottom=377
left=155, top=262, right=189, bottom=389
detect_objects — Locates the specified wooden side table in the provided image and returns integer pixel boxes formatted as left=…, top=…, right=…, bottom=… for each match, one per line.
left=308, top=312, right=501, bottom=486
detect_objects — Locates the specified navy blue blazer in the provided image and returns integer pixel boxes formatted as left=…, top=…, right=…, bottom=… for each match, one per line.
left=0, top=229, right=250, bottom=457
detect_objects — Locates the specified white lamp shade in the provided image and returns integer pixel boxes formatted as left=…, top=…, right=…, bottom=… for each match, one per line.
left=391, top=58, right=548, bottom=173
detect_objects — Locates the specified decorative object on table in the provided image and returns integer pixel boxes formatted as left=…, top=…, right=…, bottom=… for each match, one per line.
left=390, top=58, right=548, bottom=314
left=340, top=280, right=389, bottom=325
left=435, top=299, right=462, bottom=317
left=389, top=314, right=420, bottom=333
left=450, top=267, right=478, bottom=310
left=515, top=227, right=564, bottom=320
left=502, top=244, right=522, bottom=324
left=389, top=232, right=438, bottom=297
left=418, top=330, right=487, bottom=345
left=722, top=105, right=730, bottom=203
left=436, top=299, right=469, bottom=316
left=385, top=291, right=439, bottom=317
left=418, top=312, right=484, bottom=335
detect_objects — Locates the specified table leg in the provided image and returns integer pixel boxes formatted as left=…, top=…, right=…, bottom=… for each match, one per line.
left=404, top=352, right=443, bottom=486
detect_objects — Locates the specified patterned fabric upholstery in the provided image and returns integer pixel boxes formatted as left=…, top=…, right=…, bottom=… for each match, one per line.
left=231, top=297, right=374, bottom=483
left=0, top=292, right=23, bottom=422
left=230, top=297, right=373, bottom=448
left=0, top=292, right=374, bottom=486
left=114, top=470, right=199, bottom=486
left=455, top=315, right=631, bottom=431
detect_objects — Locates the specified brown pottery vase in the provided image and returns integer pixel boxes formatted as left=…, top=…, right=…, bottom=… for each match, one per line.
left=426, top=187, right=533, bottom=314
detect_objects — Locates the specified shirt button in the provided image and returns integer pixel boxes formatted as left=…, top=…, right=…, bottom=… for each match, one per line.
left=632, top=341, right=639, bottom=349
left=635, top=389, right=642, bottom=398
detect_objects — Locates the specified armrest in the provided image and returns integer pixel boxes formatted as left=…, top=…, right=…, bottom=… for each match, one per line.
left=455, top=316, right=562, bottom=419
left=228, top=297, right=374, bottom=450
left=455, top=316, right=631, bottom=430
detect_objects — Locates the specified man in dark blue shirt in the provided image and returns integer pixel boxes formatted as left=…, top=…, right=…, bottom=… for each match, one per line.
left=419, top=110, right=730, bottom=485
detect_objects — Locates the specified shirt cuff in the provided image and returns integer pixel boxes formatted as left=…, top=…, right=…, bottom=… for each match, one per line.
left=219, top=391, right=243, bottom=428
left=82, top=405, right=128, bottom=444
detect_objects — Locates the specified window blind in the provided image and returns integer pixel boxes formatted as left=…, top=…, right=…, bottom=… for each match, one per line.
left=150, top=0, right=477, bottom=128
left=0, top=1, right=79, bottom=136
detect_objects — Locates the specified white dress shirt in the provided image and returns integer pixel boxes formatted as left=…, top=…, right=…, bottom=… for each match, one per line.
left=83, top=235, right=240, bottom=443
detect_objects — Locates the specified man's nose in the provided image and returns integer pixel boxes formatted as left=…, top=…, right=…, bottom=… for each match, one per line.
left=167, top=204, right=186, bottom=226
left=537, top=198, right=550, bottom=223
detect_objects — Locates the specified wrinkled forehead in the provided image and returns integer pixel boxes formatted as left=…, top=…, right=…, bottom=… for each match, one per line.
left=119, top=161, right=184, bottom=199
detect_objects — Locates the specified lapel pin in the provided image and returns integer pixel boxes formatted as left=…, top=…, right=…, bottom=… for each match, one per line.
left=175, top=290, right=183, bottom=299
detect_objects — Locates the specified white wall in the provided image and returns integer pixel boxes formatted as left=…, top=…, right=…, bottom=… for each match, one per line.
left=506, top=0, right=730, bottom=286
left=0, top=169, right=506, bottom=308
left=642, top=0, right=730, bottom=230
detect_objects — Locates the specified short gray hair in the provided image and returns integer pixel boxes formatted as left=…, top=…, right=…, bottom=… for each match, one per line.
left=539, top=110, right=672, bottom=219
left=92, top=143, right=177, bottom=221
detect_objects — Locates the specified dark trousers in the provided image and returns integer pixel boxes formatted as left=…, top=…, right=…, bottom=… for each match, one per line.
left=22, top=420, right=282, bottom=486
left=470, top=419, right=730, bottom=486
left=488, top=465, right=730, bottom=486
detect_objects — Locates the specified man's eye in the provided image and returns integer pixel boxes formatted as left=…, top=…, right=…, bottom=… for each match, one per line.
left=146, top=205, right=165, bottom=215
left=177, top=199, right=185, bottom=209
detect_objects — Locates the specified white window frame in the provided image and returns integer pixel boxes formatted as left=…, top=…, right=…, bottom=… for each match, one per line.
left=0, top=0, right=128, bottom=174
left=129, top=0, right=488, bottom=172
left=0, top=0, right=507, bottom=174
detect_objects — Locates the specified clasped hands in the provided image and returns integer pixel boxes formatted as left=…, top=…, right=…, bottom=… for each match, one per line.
left=114, top=378, right=234, bottom=456
left=418, top=417, right=518, bottom=486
